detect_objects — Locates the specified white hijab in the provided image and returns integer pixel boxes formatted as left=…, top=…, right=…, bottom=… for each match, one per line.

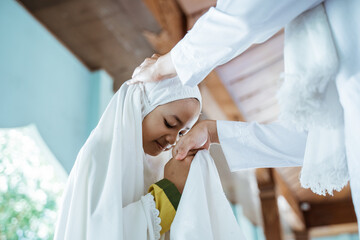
left=54, top=76, right=202, bottom=240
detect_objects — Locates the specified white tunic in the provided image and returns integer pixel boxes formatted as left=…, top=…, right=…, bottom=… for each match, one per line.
left=171, top=0, right=360, bottom=229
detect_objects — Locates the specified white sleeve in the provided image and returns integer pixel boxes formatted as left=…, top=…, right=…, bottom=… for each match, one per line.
left=171, top=0, right=322, bottom=86
left=217, top=120, right=307, bottom=171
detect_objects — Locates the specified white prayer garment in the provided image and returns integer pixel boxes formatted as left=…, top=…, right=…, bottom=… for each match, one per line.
left=171, top=0, right=360, bottom=231
left=279, top=4, right=347, bottom=196
left=171, top=150, right=246, bottom=240
left=54, top=77, right=204, bottom=240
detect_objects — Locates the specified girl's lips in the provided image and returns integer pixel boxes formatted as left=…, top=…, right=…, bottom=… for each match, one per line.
left=155, top=141, right=165, bottom=151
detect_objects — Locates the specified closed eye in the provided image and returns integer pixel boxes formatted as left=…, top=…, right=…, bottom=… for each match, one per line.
left=164, top=119, right=174, bottom=128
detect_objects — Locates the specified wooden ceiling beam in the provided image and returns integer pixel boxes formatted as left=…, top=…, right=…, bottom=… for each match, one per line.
left=310, top=223, right=358, bottom=238
left=304, top=200, right=357, bottom=228
left=198, top=84, right=228, bottom=120
left=201, top=72, right=245, bottom=121
left=293, top=230, right=310, bottom=240
left=142, top=0, right=185, bottom=54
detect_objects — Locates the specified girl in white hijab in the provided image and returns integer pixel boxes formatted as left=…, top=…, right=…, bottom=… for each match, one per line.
left=54, top=76, right=202, bottom=240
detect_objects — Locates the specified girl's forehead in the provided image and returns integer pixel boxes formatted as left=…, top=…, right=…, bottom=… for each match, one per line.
left=160, top=98, right=200, bottom=108
left=160, top=99, right=200, bottom=114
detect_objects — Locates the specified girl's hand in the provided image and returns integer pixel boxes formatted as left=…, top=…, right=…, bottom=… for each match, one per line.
left=164, top=154, right=194, bottom=193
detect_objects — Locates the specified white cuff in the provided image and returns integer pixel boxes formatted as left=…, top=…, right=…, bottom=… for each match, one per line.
left=141, top=193, right=162, bottom=240
left=171, top=39, right=203, bottom=87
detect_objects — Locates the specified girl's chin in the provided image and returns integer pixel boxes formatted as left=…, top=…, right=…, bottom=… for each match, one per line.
left=144, top=141, right=169, bottom=156
left=144, top=147, right=162, bottom=156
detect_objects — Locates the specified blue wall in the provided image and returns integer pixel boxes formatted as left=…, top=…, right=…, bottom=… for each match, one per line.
left=0, top=0, right=113, bottom=172
left=314, top=234, right=359, bottom=240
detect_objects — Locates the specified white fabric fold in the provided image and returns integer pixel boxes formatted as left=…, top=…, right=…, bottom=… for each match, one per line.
left=171, top=150, right=246, bottom=240
left=278, top=4, right=349, bottom=195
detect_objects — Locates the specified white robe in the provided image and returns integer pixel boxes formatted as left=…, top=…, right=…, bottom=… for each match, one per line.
left=171, top=0, right=360, bottom=230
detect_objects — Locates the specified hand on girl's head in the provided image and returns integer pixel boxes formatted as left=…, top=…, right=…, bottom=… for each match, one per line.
left=128, top=54, right=161, bottom=85
left=128, top=52, right=177, bottom=85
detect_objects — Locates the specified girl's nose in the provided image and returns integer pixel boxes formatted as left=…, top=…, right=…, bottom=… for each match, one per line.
left=166, top=132, right=178, bottom=145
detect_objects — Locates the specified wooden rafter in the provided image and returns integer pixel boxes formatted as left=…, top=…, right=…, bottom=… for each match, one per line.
left=293, top=230, right=310, bottom=240
left=200, top=72, right=245, bottom=121
left=142, top=0, right=185, bottom=54
left=304, top=200, right=357, bottom=228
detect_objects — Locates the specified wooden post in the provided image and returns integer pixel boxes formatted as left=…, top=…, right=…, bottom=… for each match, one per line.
left=256, top=168, right=283, bottom=240
left=273, top=170, right=306, bottom=231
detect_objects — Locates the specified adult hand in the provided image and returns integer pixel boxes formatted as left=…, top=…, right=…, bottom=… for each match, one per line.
left=128, top=52, right=177, bottom=85
left=172, top=120, right=219, bottom=160
left=164, top=154, right=194, bottom=193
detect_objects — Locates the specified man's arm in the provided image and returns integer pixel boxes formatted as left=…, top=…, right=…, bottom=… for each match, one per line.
left=171, top=0, right=322, bottom=86
left=217, top=121, right=306, bottom=171
left=174, top=120, right=307, bottom=171
left=130, top=0, right=321, bottom=86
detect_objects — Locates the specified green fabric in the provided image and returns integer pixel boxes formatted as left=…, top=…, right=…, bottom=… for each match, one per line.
left=155, top=179, right=181, bottom=210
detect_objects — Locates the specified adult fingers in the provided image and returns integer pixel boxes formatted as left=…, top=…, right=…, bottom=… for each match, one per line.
left=187, top=149, right=198, bottom=157
left=129, top=57, right=157, bottom=84
left=151, top=53, right=160, bottom=59
left=173, top=137, right=195, bottom=160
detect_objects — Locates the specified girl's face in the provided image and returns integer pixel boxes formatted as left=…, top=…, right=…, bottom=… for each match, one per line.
left=142, top=98, right=200, bottom=156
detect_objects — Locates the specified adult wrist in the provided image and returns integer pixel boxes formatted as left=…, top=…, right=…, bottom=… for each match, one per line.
left=205, top=120, right=219, bottom=144
left=155, top=53, right=177, bottom=80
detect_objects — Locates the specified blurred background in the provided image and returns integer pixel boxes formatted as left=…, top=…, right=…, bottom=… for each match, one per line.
left=0, top=0, right=358, bottom=239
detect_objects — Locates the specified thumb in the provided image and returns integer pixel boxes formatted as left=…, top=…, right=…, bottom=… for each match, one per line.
left=174, top=142, right=191, bottom=160
left=203, top=140, right=210, bottom=150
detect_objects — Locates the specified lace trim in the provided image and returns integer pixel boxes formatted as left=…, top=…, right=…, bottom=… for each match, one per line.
left=300, top=152, right=349, bottom=196
left=142, top=193, right=162, bottom=240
